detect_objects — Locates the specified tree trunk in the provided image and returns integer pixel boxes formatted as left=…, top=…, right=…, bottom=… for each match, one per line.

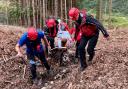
left=96, top=0, right=102, bottom=22
left=55, top=0, right=58, bottom=18
left=36, top=0, right=40, bottom=27
left=71, top=0, right=72, bottom=8
left=26, top=0, right=31, bottom=26
left=65, top=0, right=67, bottom=23
left=104, top=0, right=107, bottom=17
left=32, top=0, right=36, bottom=27
left=6, top=0, right=9, bottom=25
left=108, top=0, right=112, bottom=28
left=52, top=0, right=54, bottom=16
left=39, top=0, right=42, bottom=28
left=43, top=0, right=45, bottom=25
left=46, top=0, right=48, bottom=18
left=35, top=0, right=38, bottom=27
left=18, top=0, right=22, bottom=26
left=103, top=0, right=108, bottom=23
left=61, top=0, right=63, bottom=19
left=24, top=0, right=27, bottom=26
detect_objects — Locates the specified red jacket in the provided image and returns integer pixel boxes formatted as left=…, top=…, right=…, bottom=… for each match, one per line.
left=75, top=13, right=109, bottom=37
left=69, top=28, right=82, bottom=42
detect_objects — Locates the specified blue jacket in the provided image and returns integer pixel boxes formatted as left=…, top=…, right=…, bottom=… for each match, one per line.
left=18, top=31, right=45, bottom=54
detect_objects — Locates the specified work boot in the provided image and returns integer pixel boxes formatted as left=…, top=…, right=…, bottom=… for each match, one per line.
left=32, top=78, right=38, bottom=85
left=88, top=60, right=93, bottom=66
left=79, top=65, right=87, bottom=72
left=80, top=67, right=85, bottom=71
left=47, top=68, right=54, bottom=76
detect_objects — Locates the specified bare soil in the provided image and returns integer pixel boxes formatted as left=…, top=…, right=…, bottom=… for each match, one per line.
left=0, top=25, right=128, bottom=89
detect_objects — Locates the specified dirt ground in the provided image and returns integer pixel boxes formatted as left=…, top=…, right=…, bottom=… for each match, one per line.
left=0, top=25, right=128, bottom=89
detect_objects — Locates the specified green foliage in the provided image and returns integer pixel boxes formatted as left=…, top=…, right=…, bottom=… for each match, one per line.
left=79, top=0, right=128, bottom=15
left=8, top=1, right=33, bottom=21
left=0, top=1, right=7, bottom=11
left=112, top=0, right=128, bottom=15
left=103, top=14, right=128, bottom=27
left=78, top=0, right=97, bottom=13
left=8, top=6, right=20, bottom=19
left=77, top=0, right=128, bottom=27
left=111, top=16, right=128, bottom=27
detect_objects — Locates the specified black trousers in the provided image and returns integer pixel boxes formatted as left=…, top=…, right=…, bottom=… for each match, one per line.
left=47, top=36, right=55, bottom=49
left=78, top=33, right=99, bottom=68
left=27, top=52, right=50, bottom=79
left=75, top=41, right=80, bottom=58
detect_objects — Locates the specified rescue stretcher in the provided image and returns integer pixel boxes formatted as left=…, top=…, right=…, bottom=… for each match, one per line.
left=49, top=31, right=74, bottom=66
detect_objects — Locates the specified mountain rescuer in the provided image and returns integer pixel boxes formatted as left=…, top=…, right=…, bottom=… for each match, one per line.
left=15, top=27, right=51, bottom=82
left=68, top=7, right=109, bottom=71
left=44, top=18, right=59, bottom=49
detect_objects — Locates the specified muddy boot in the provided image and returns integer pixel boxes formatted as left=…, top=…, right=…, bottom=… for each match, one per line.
left=79, top=64, right=87, bottom=72
left=47, top=68, right=54, bottom=76
left=87, top=56, right=93, bottom=66
left=88, top=60, right=92, bottom=66
left=80, top=67, right=85, bottom=71
left=32, top=78, right=38, bottom=85
left=79, top=64, right=88, bottom=72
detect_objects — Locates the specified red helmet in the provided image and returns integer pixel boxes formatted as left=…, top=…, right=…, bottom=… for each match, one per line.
left=27, top=27, right=38, bottom=40
left=47, top=19, right=56, bottom=28
left=68, top=7, right=79, bottom=20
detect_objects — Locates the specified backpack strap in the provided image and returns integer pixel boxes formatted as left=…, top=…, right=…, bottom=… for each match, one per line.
left=79, top=9, right=87, bottom=27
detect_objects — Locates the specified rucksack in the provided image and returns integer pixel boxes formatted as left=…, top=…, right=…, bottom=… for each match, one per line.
left=79, top=10, right=97, bottom=37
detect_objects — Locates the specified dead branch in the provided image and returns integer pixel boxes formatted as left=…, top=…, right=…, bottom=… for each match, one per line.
left=2, top=54, right=6, bottom=62
left=23, top=65, right=26, bottom=79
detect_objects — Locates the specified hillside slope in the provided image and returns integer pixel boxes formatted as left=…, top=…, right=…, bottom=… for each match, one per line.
left=0, top=25, right=128, bottom=89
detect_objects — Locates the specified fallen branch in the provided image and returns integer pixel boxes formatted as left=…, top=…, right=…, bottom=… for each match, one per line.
left=5, top=55, right=8, bottom=62
left=0, top=55, right=16, bottom=64
left=4, top=81, right=14, bottom=84
left=2, top=54, right=6, bottom=62
left=23, top=65, right=26, bottom=79
left=0, top=55, right=27, bottom=65
left=0, top=55, right=27, bottom=79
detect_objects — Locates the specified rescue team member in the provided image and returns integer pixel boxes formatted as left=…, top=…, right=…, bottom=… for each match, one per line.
left=15, top=27, right=51, bottom=82
left=44, top=18, right=59, bottom=49
left=68, top=7, right=109, bottom=71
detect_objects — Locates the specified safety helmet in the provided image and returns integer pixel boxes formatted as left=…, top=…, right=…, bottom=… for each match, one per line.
left=47, top=19, right=56, bottom=28
left=68, top=7, right=80, bottom=20
left=27, top=27, right=38, bottom=40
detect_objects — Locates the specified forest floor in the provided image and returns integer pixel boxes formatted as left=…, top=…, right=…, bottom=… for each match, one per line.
left=0, top=25, right=128, bottom=89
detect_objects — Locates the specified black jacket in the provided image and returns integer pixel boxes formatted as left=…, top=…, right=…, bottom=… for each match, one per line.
left=75, top=14, right=109, bottom=37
